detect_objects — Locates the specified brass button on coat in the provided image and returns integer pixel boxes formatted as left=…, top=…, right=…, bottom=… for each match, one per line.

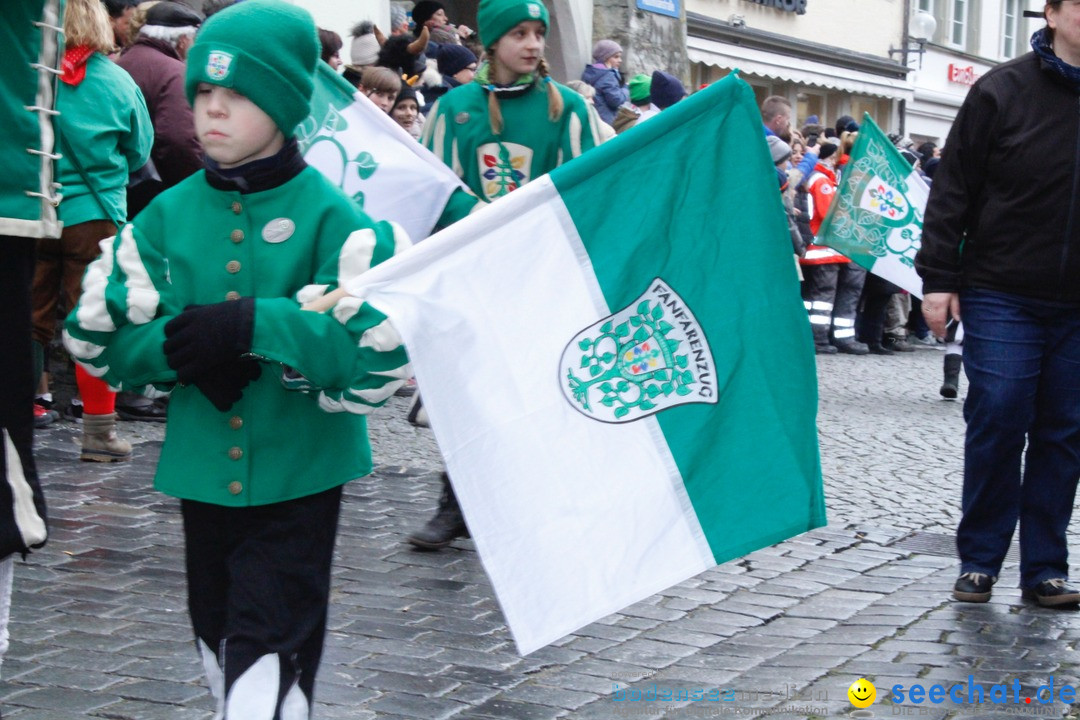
left=226, top=260, right=241, bottom=274
left=228, top=446, right=243, bottom=460
left=230, top=229, right=244, bottom=244
left=229, top=416, right=243, bottom=430
left=228, top=481, right=243, bottom=495
left=225, top=291, right=241, bottom=301
left=231, top=201, right=242, bottom=214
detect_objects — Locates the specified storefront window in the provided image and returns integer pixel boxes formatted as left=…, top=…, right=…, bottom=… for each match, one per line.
left=849, top=96, right=893, bottom=133
left=796, top=92, right=825, bottom=131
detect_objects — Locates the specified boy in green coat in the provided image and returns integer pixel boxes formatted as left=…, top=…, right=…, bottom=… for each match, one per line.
left=64, top=1, right=411, bottom=716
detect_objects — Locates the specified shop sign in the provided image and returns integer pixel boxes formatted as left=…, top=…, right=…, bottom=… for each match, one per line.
left=742, top=0, right=808, bottom=15
left=637, top=0, right=679, bottom=18
left=948, top=64, right=980, bottom=85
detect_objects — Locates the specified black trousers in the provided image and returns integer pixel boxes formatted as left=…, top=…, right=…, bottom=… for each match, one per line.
left=0, top=237, right=47, bottom=559
left=858, top=274, right=902, bottom=345
left=182, top=485, right=342, bottom=719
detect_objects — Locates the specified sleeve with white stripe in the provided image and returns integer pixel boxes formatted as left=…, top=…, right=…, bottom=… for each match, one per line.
left=61, top=222, right=179, bottom=395
left=251, top=220, right=413, bottom=415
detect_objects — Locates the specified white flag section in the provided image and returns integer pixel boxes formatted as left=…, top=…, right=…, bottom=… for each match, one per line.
left=817, top=114, right=928, bottom=298
left=339, top=75, right=824, bottom=654
left=296, top=63, right=466, bottom=241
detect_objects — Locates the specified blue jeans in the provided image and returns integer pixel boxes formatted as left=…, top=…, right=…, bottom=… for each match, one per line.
left=957, top=289, right=1080, bottom=588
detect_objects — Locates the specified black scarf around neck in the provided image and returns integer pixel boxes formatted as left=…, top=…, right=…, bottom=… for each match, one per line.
left=204, top=137, right=307, bottom=194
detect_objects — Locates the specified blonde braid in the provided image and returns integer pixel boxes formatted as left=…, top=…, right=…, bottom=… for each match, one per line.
left=538, top=57, right=564, bottom=122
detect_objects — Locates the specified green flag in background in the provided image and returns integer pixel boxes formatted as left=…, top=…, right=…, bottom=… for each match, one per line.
left=817, top=114, right=928, bottom=297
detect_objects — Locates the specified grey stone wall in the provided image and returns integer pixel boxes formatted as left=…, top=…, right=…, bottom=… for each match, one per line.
left=592, top=0, right=689, bottom=84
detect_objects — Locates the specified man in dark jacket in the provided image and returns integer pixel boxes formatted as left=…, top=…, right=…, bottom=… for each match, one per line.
left=117, top=1, right=203, bottom=209
left=917, top=0, right=1080, bottom=609
left=114, top=1, right=203, bottom=421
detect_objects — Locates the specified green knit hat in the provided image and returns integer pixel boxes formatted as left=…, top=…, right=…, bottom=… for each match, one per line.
left=184, top=0, right=318, bottom=137
left=628, top=73, right=651, bottom=103
left=477, top=0, right=549, bottom=47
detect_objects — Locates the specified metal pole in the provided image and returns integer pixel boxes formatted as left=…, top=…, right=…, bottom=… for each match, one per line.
left=899, top=0, right=911, bottom=136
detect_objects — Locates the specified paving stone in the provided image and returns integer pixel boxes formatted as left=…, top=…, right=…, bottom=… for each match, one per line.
left=12, top=354, right=1079, bottom=718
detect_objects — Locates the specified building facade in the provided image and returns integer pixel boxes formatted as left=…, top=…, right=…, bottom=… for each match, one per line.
left=685, top=0, right=911, bottom=136
left=277, top=0, right=1046, bottom=147
left=905, top=0, right=1043, bottom=144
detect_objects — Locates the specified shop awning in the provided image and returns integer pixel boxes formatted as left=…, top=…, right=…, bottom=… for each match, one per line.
left=688, top=35, right=915, bottom=102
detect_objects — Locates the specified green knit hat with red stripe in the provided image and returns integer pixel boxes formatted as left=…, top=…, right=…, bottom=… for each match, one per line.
left=477, top=0, right=549, bottom=47
left=184, top=0, right=318, bottom=137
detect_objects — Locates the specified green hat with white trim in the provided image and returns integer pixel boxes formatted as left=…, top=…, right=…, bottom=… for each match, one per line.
left=477, top=0, right=549, bottom=47
left=184, top=0, right=318, bottom=137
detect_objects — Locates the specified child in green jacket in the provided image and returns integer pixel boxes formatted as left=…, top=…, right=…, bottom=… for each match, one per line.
left=421, top=0, right=599, bottom=202
left=411, top=0, right=599, bottom=549
left=64, top=2, right=410, bottom=716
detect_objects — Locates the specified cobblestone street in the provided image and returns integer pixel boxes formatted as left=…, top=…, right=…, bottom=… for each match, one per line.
left=5, top=345, right=1080, bottom=719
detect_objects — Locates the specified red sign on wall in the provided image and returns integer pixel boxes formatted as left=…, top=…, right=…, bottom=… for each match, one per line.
left=948, top=64, right=980, bottom=85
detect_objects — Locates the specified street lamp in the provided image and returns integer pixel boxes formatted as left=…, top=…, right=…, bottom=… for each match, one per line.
left=889, top=10, right=938, bottom=68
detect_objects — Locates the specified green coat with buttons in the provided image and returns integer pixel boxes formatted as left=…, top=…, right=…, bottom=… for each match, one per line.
left=64, top=166, right=412, bottom=506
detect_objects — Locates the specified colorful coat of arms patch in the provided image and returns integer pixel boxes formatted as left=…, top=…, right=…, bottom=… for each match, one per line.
left=206, top=51, right=234, bottom=81
left=560, top=278, right=718, bottom=423
left=477, top=142, right=532, bottom=201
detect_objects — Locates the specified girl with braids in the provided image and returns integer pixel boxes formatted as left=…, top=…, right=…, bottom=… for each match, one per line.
left=409, top=0, right=598, bottom=551
left=421, top=0, right=598, bottom=203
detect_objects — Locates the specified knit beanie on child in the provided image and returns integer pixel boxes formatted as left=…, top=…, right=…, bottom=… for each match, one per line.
left=477, top=0, right=549, bottom=47
left=766, top=135, right=792, bottom=165
left=628, top=73, right=651, bottom=104
left=437, top=43, right=477, bottom=76
left=650, top=70, right=686, bottom=110
left=351, top=21, right=381, bottom=66
left=184, top=0, right=318, bottom=137
left=592, top=39, right=622, bottom=63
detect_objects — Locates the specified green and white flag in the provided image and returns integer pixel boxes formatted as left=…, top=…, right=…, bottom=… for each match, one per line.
left=817, top=114, right=928, bottom=297
left=296, top=63, right=466, bottom=241
left=343, top=75, right=825, bottom=654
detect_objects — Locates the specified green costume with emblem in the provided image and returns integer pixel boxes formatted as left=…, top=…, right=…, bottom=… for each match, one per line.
left=420, top=0, right=598, bottom=202
left=64, top=168, right=410, bottom=506
left=422, top=80, right=598, bottom=201
left=63, top=0, right=411, bottom=508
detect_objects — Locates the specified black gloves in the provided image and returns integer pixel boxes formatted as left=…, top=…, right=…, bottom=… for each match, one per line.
left=164, top=298, right=255, bottom=384
left=192, top=359, right=262, bottom=412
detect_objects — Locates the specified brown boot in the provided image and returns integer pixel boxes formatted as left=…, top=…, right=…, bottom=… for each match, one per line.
left=81, top=413, right=132, bottom=462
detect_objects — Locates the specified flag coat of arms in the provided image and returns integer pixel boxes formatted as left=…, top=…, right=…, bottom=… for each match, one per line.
left=817, top=114, right=928, bottom=297
left=342, top=75, right=825, bottom=654
left=296, top=63, right=467, bottom=241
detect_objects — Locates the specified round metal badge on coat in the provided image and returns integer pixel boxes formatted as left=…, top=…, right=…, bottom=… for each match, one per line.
left=455, top=112, right=470, bottom=124
left=262, top=218, right=295, bottom=244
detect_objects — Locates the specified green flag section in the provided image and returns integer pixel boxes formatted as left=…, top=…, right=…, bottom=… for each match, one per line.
left=341, top=74, right=825, bottom=655
left=296, top=62, right=466, bottom=241
left=817, top=114, right=928, bottom=298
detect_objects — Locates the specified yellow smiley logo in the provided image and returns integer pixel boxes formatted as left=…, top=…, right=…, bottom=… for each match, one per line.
left=848, top=678, right=876, bottom=708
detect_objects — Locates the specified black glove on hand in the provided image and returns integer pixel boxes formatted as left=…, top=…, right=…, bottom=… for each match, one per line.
left=193, top=359, right=263, bottom=412
left=164, top=298, right=255, bottom=384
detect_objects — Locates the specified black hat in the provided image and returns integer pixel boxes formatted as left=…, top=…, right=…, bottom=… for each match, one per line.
left=437, top=43, right=477, bottom=76
left=834, top=114, right=857, bottom=135
left=817, top=140, right=839, bottom=161
left=393, top=84, right=418, bottom=111
left=146, top=1, right=204, bottom=27
left=411, top=1, right=444, bottom=29
left=651, top=70, right=686, bottom=110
